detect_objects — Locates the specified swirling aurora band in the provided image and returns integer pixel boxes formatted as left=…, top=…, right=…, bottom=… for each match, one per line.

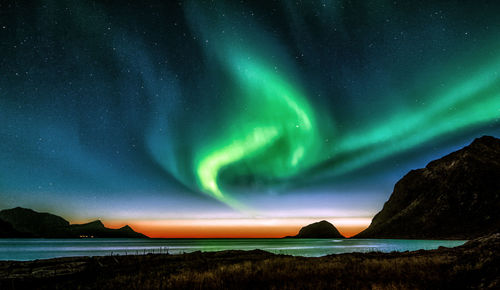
left=181, top=2, right=500, bottom=211
left=193, top=50, right=500, bottom=211
left=195, top=53, right=320, bottom=211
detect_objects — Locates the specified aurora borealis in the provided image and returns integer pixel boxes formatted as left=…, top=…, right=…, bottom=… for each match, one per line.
left=1, top=0, right=499, bottom=237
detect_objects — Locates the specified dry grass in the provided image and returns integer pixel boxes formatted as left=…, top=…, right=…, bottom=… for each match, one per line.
left=96, top=251, right=486, bottom=289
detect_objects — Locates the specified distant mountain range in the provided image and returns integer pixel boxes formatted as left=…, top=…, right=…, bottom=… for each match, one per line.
left=0, top=207, right=148, bottom=238
left=355, top=136, right=500, bottom=239
left=286, top=220, right=344, bottom=238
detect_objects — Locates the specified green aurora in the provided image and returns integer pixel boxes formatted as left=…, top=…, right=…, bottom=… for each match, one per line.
left=1, top=0, right=500, bottom=220
left=185, top=2, right=500, bottom=211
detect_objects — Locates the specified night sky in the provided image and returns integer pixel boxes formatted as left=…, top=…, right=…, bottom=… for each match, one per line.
left=1, top=0, right=499, bottom=237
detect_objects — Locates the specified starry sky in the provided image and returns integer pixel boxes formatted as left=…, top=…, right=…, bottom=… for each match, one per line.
left=1, top=0, right=499, bottom=237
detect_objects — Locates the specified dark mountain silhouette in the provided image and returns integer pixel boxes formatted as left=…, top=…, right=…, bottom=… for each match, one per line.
left=286, top=220, right=344, bottom=238
left=0, top=207, right=148, bottom=238
left=71, top=220, right=106, bottom=232
left=70, top=220, right=149, bottom=238
left=355, top=136, right=500, bottom=239
left=0, top=207, right=70, bottom=238
left=0, top=219, right=31, bottom=238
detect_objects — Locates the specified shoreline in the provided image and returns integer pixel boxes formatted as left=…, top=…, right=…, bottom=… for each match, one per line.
left=0, top=238, right=468, bottom=262
left=0, top=234, right=497, bottom=289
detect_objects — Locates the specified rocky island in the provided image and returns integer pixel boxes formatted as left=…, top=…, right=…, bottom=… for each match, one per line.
left=286, top=220, right=344, bottom=238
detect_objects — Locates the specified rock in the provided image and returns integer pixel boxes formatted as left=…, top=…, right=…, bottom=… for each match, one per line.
left=288, top=220, right=344, bottom=238
left=0, top=207, right=70, bottom=238
left=0, top=219, right=31, bottom=238
left=355, top=136, right=500, bottom=239
left=0, top=207, right=148, bottom=238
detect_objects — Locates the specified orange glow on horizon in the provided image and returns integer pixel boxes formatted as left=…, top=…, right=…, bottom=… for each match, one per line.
left=96, top=218, right=370, bottom=238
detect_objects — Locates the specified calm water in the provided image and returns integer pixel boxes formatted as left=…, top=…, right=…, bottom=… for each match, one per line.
left=0, top=238, right=467, bottom=261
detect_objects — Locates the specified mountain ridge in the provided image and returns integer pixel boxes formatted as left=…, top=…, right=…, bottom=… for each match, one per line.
left=355, top=135, right=500, bottom=239
left=0, top=207, right=148, bottom=238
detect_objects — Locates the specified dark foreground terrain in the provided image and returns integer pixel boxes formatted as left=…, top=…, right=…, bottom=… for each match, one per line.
left=0, top=234, right=498, bottom=289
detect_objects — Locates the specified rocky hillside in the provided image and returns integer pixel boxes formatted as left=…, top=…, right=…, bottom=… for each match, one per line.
left=355, top=136, right=500, bottom=239
left=0, top=207, right=148, bottom=238
left=0, top=219, right=29, bottom=238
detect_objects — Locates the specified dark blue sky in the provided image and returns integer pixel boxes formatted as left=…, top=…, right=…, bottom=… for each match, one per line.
left=1, top=0, right=499, bottom=236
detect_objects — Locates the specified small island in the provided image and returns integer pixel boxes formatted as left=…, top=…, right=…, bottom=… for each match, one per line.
left=285, top=220, right=344, bottom=238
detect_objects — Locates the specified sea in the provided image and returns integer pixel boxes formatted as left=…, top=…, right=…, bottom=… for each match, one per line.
left=0, top=238, right=467, bottom=261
